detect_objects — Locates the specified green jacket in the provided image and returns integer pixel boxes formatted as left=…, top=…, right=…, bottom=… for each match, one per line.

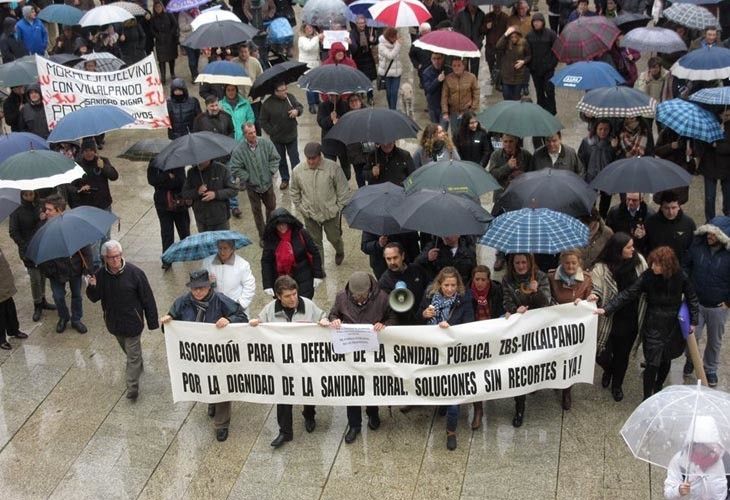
left=290, top=157, right=351, bottom=223
left=219, top=95, right=255, bottom=141
left=227, top=137, right=280, bottom=193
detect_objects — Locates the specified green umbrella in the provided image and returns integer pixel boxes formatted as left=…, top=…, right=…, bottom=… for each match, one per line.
left=0, top=150, right=85, bottom=190
left=118, top=138, right=171, bottom=162
left=403, top=159, right=500, bottom=198
left=0, top=55, right=38, bottom=88
left=476, top=101, right=563, bottom=138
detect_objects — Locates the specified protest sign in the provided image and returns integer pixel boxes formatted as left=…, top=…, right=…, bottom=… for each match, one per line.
left=322, top=30, right=350, bottom=49
left=35, top=54, right=169, bottom=130
left=164, top=302, right=597, bottom=405
left=331, top=324, right=380, bottom=354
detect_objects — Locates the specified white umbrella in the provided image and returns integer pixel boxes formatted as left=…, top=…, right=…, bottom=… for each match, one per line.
left=191, top=8, right=242, bottom=31
left=74, top=52, right=126, bottom=72
left=111, top=1, right=147, bottom=17
left=79, top=5, right=133, bottom=28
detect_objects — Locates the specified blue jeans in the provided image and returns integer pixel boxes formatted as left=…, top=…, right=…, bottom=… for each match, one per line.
left=502, top=84, right=523, bottom=101
left=273, top=140, right=300, bottom=182
left=446, top=404, right=459, bottom=432
left=306, top=91, right=319, bottom=106
left=50, top=275, right=83, bottom=322
left=184, top=46, right=199, bottom=79
left=693, top=304, right=728, bottom=376
left=385, top=76, right=400, bottom=110
left=703, top=175, right=730, bottom=222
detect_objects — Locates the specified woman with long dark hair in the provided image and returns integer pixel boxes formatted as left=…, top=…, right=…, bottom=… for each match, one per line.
left=454, top=111, right=493, bottom=167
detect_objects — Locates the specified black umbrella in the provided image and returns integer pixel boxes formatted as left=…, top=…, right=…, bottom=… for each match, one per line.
left=394, top=189, right=492, bottom=237
left=325, top=108, right=419, bottom=145
left=182, top=20, right=258, bottom=49
left=589, top=157, right=693, bottom=194
left=48, top=53, right=84, bottom=66
left=611, top=12, right=651, bottom=34
left=496, top=168, right=598, bottom=217
left=118, top=138, right=171, bottom=162
left=403, top=159, right=500, bottom=198
left=153, top=132, right=239, bottom=170
left=249, top=61, right=309, bottom=100
left=343, top=182, right=409, bottom=235
left=297, top=64, right=373, bottom=95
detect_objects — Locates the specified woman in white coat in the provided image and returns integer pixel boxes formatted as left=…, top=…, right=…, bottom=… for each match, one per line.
left=298, top=23, right=322, bottom=114
left=202, top=239, right=256, bottom=316
left=377, top=27, right=402, bottom=110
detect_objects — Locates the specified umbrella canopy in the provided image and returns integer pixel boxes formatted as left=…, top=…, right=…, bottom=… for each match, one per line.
left=550, top=61, right=625, bottom=90
left=369, top=0, right=431, bottom=27
left=656, top=99, right=724, bottom=143
left=611, top=11, right=651, bottom=33
left=49, top=54, right=84, bottom=66
left=393, top=190, right=492, bottom=237
left=195, top=61, right=251, bottom=86
left=343, top=182, right=409, bottom=235
left=413, top=31, right=480, bottom=58
left=0, top=132, right=49, bottom=163
left=552, top=16, right=620, bottom=63
left=48, top=105, right=136, bottom=143
left=0, top=188, right=20, bottom=224
left=191, top=8, right=242, bottom=30
left=79, top=5, right=133, bottom=27
left=403, top=159, right=500, bottom=198
left=0, top=150, right=85, bottom=190
left=621, top=27, right=687, bottom=54
left=469, top=0, right=516, bottom=5
left=182, top=20, right=258, bottom=49
left=663, top=3, right=718, bottom=31
left=25, top=206, right=119, bottom=265
left=480, top=208, right=589, bottom=254
left=38, top=4, right=84, bottom=25
left=118, top=138, right=171, bottom=161
left=75, top=52, right=125, bottom=72
left=589, top=156, right=693, bottom=194
left=671, top=46, right=730, bottom=81
left=576, top=86, right=657, bottom=118
left=166, top=0, right=209, bottom=13
left=689, top=86, right=730, bottom=106
left=496, top=169, right=597, bottom=217
left=476, top=100, right=563, bottom=138
left=325, top=108, right=419, bottom=144
left=111, top=1, right=147, bottom=16
left=347, top=0, right=387, bottom=27
left=298, top=64, right=373, bottom=94
left=620, top=382, right=730, bottom=473
left=0, top=55, right=37, bottom=87
left=302, top=0, right=350, bottom=28
left=249, top=61, right=309, bottom=100
left=161, top=230, right=252, bottom=264
left=153, top=132, right=239, bottom=170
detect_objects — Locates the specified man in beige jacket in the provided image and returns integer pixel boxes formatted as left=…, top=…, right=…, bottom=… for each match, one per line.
left=441, top=58, right=479, bottom=132
left=290, top=142, right=351, bottom=266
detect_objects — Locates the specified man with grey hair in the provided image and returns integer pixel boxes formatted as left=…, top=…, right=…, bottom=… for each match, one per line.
left=86, top=240, right=159, bottom=401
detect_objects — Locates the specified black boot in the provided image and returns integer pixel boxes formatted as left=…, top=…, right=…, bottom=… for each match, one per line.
left=513, top=397, right=525, bottom=427
left=159, top=64, right=166, bottom=85
left=41, top=298, right=56, bottom=310
left=32, top=303, right=42, bottom=322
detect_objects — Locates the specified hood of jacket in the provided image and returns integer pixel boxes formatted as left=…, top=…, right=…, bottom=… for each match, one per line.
left=25, top=83, right=42, bottom=103
left=170, top=78, right=189, bottom=101
left=695, top=216, right=730, bottom=250
left=531, top=12, right=545, bottom=30
left=2, top=17, right=16, bottom=35
left=263, top=208, right=304, bottom=242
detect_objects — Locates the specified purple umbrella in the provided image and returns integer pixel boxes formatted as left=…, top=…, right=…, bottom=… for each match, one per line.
left=166, top=0, right=209, bottom=13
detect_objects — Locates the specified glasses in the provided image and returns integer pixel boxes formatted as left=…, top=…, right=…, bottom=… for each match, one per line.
left=105, top=254, right=122, bottom=260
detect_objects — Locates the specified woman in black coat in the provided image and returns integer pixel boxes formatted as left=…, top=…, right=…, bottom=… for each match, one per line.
left=597, top=246, right=699, bottom=400
left=349, top=16, right=378, bottom=82
left=119, top=18, right=147, bottom=66
left=454, top=111, right=493, bottom=167
left=261, top=208, right=324, bottom=299
left=150, top=1, right=179, bottom=84
left=146, top=162, right=190, bottom=269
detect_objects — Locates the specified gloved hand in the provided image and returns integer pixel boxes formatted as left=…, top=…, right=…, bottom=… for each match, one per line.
left=313, top=278, right=323, bottom=288
left=264, top=288, right=275, bottom=297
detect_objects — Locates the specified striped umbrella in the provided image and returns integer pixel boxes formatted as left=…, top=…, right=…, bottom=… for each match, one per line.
left=552, top=16, right=620, bottom=63
left=671, top=46, right=730, bottom=81
left=656, top=99, right=724, bottom=143
left=662, top=3, right=717, bottom=30
left=690, top=86, right=730, bottom=106
left=576, top=86, right=656, bottom=118
left=368, top=0, right=431, bottom=27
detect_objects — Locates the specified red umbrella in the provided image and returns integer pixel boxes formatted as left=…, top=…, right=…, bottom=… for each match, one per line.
left=412, top=30, right=481, bottom=58
left=368, top=0, right=431, bottom=27
left=552, top=16, right=621, bottom=64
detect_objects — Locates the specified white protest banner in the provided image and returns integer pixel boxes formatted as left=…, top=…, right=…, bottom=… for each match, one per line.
left=164, top=302, right=597, bottom=406
left=35, top=54, right=169, bottom=130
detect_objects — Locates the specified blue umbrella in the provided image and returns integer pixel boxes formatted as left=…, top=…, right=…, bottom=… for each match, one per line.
left=166, top=0, right=209, bottom=13
left=0, top=188, right=20, bottom=224
left=550, top=61, right=625, bottom=90
left=195, top=61, right=251, bottom=85
left=38, top=4, right=84, bottom=25
left=47, top=105, right=136, bottom=143
left=689, top=86, right=730, bottom=106
left=656, top=99, right=724, bottom=143
left=161, top=230, right=252, bottom=264
left=0, top=132, right=49, bottom=163
left=25, top=206, right=119, bottom=265
left=347, top=0, right=387, bottom=27
left=671, top=46, right=730, bottom=81
left=480, top=208, right=589, bottom=254
left=576, top=86, right=656, bottom=118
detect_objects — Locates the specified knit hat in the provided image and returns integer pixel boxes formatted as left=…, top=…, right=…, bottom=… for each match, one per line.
left=348, top=272, right=372, bottom=297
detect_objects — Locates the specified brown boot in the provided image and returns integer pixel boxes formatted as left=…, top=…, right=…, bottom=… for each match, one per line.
left=471, top=402, right=483, bottom=430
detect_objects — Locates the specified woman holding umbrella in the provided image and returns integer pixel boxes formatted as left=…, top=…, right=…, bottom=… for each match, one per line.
left=412, top=123, right=460, bottom=169
left=596, top=246, right=699, bottom=400
left=454, top=111, right=493, bottom=168
left=261, top=208, right=324, bottom=300
left=617, top=116, right=654, bottom=158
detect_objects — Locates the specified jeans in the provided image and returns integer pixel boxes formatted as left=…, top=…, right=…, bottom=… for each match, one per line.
left=183, top=46, right=199, bottom=80
left=306, top=91, right=319, bottom=106
left=384, top=76, right=400, bottom=110
left=428, top=106, right=442, bottom=124
left=155, top=208, right=191, bottom=254
left=273, top=140, right=300, bottom=182
left=346, top=405, right=379, bottom=429
left=277, top=404, right=316, bottom=437
left=50, top=275, right=83, bottom=322
left=693, top=305, right=728, bottom=376
left=532, top=72, right=556, bottom=115
left=352, top=163, right=366, bottom=188
left=703, top=175, right=730, bottom=222
left=502, top=84, right=523, bottom=101
left=445, top=404, right=459, bottom=432
left=27, top=266, right=47, bottom=304
left=115, top=334, right=143, bottom=391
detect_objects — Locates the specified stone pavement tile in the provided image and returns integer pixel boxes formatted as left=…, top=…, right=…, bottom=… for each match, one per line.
left=321, top=478, right=414, bottom=500
left=50, top=464, right=150, bottom=500
left=227, top=482, right=324, bottom=500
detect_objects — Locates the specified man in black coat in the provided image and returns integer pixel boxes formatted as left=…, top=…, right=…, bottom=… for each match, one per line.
left=453, top=4, right=485, bottom=77
left=181, top=159, right=238, bottom=232
left=526, top=13, right=558, bottom=115
left=363, top=143, right=415, bottom=186
left=415, top=235, right=477, bottom=284
left=86, top=240, right=159, bottom=401
left=379, top=242, right=428, bottom=325
left=0, top=17, right=27, bottom=62
left=605, top=192, right=655, bottom=237
left=193, top=96, right=235, bottom=137
left=361, top=231, right=420, bottom=279
left=146, top=162, right=190, bottom=270
left=637, top=191, right=697, bottom=263
left=18, top=83, right=49, bottom=138
left=3, top=86, right=25, bottom=131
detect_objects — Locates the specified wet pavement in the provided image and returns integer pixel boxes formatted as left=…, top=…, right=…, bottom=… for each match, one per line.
left=0, top=13, right=728, bottom=499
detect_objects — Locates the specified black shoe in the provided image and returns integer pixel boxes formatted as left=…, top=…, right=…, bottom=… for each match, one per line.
left=512, top=411, right=524, bottom=428
left=304, top=417, right=316, bottom=433
left=601, top=371, right=612, bottom=388
left=270, top=432, right=292, bottom=448
left=335, top=253, right=344, bottom=266
left=56, top=318, right=68, bottom=333
left=0, top=341, right=11, bottom=350
left=216, top=428, right=228, bottom=442
left=41, top=298, right=56, bottom=310
left=612, top=387, right=624, bottom=402
left=32, top=304, right=42, bottom=322
left=126, top=388, right=138, bottom=400
left=9, top=330, right=27, bottom=339
left=654, top=382, right=663, bottom=394
left=207, top=404, right=215, bottom=417
left=71, top=321, right=88, bottom=334
left=683, top=360, right=694, bottom=376
left=308, top=104, right=317, bottom=114
left=707, top=373, right=718, bottom=388
left=367, top=414, right=380, bottom=431
left=344, top=427, right=360, bottom=443
left=161, top=262, right=172, bottom=271
left=446, top=432, right=457, bottom=451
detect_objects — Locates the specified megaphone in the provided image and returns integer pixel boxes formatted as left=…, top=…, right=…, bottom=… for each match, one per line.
left=389, top=281, right=414, bottom=312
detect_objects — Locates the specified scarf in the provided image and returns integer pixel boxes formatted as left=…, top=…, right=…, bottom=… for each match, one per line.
left=275, top=228, right=296, bottom=276
left=192, top=289, right=213, bottom=322
left=471, top=282, right=491, bottom=320
left=690, top=449, right=721, bottom=471
left=428, top=292, right=458, bottom=325
left=620, top=126, right=647, bottom=157
left=555, top=265, right=578, bottom=287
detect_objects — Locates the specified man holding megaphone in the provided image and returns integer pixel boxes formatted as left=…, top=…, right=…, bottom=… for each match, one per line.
left=379, top=242, right=428, bottom=326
